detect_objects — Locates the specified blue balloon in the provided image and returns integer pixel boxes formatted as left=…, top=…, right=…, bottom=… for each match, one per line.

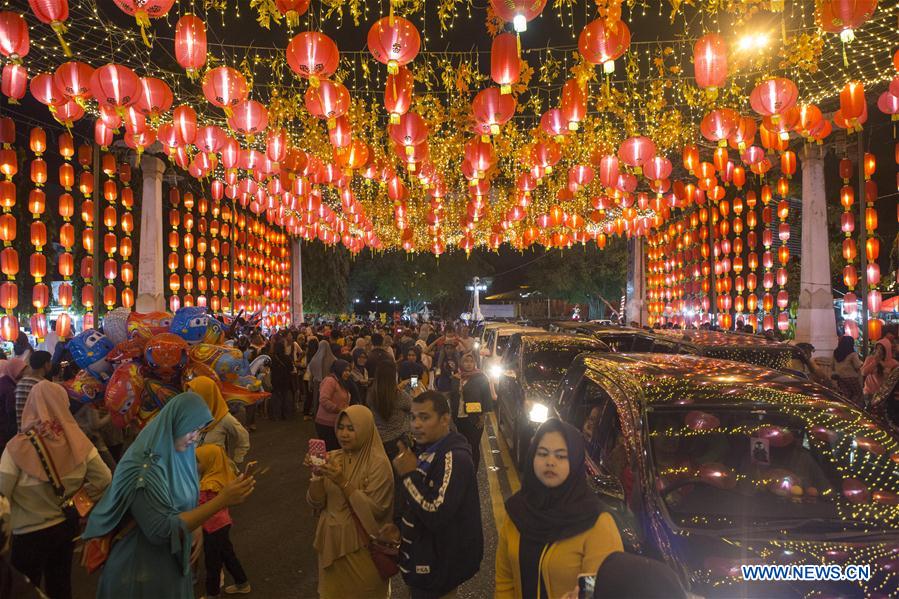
left=69, top=329, right=115, bottom=381
left=169, top=306, right=209, bottom=344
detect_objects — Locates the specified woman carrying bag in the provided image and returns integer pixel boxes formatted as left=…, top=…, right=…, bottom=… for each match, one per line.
left=496, top=419, right=623, bottom=599
left=305, top=405, right=395, bottom=599
left=0, top=380, right=112, bottom=599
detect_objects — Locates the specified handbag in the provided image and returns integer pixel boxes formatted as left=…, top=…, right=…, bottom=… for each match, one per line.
left=347, top=499, right=401, bottom=580
left=81, top=520, right=136, bottom=574
left=24, top=430, right=95, bottom=519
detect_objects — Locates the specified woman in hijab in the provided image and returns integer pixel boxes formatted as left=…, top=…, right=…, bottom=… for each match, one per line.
left=496, top=419, right=623, bottom=599
left=188, top=376, right=250, bottom=471
left=0, top=358, right=27, bottom=450
left=832, top=335, right=864, bottom=406
left=454, top=352, right=493, bottom=470
left=305, top=405, right=394, bottom=599
left=268, top=334, right=295, bottom=420
left=196, top=445, right=251, bottom=597
left=315, top=360, right=352, bottom=451
left=83, top=392, right=256, bottom=599
left=308, top=338, right=336, bottom=418
left=0, top=380, right=112, bottom=599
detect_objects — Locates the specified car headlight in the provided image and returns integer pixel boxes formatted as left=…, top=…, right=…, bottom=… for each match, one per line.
left=528, top=402, right=549, bottom=423
left=488, top=364, right=504, bottom=380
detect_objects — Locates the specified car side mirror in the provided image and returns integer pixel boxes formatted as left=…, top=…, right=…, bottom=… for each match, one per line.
left=591, top=473, right=625, bottom=502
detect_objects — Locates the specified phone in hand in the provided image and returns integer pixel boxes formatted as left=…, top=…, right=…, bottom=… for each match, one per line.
left=410, top=376, right=419, bottom=388
left=577, top=574, right=596, bottom=599
left=308, top=438, right=327, bottom=472
left=242, top=460, right=258, bottom=478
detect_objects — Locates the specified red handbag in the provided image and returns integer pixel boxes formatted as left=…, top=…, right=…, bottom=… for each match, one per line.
left=349, top=506, right=400, bottom=580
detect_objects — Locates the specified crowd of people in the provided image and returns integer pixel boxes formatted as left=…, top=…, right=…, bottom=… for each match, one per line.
left=0, top=316, right=896, bottom=598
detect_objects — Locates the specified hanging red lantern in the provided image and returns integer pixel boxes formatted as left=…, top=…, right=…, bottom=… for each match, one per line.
left=173, top=104, right=198, bottom=145
left=112, top=0, right=175, bottom=47
left=701, top=108, right=738, bottom=146
left=174, top=14, right=206, bottom=78
left=578, top=18, right=630, bottom=73
left=816, top=0, right=877, bottom=43
left=693, top=33, right=728, bottom=97
left=136, top=76, right=172, bottom=120
left=839, top=80, right=865, bottom=124
left=489, top=0, right=547, bottom=32
left=90, top=63, right=142, bottom=109
left=491, top=32, right=520, bottom=93
left=384, top=65, right=414, bottom=125
left=472, top=87, right=516, bottom=136
left=1, top=63, right=27, bottom=103
left=275, top=0, right=310, bottom=26
left=0, top=282, right=16, bottom=310
left=0, top=314, right=17, bottom=341
left=0, top=12, right=29, bottom=60
left=560, top=79, right=587, bottom=131
left=540, top=108, right=570, bottom=139
left=619, top=136, right=656, bottom=174
left=304, top=79, right=350, bottom=128
left=27, top=0, right=71, bottom=56
left=30, top=72, right=65, bottom=107
left=750, top=78, right=798, bottom=119
left=286, top=32, right=339, bottom=86
left=202, top=66, right=248, bottom=115
left=53, top=60, right=93, bottom=103
left=368, top=15, right=420, bottom=74
left=227, top=99, right=269, bottom=140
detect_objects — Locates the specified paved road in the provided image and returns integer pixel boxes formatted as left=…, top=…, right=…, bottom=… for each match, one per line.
left=73, top=414, right=521, bottom=599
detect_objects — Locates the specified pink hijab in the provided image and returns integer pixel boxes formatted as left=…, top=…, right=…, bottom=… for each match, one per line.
left=0, top=358, right=27, bottom=380
left=5, top=380, right=94, bottom=481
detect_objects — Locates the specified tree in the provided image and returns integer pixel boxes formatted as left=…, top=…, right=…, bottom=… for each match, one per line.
left=301, top=241, right=350, bottom=314
left=524, top=239, right=629, bottom=319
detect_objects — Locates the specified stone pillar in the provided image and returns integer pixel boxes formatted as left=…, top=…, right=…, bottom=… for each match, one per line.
left=290, top=238, right=304, bottom=325
left=795, top=144, right=837, bottom=357
left=625, top=237, right=648, bottom=326
left=136, top=155, right=166, bottom=312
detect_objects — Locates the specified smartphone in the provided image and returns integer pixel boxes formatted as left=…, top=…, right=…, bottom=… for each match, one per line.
left=577, top=574, right=596, bottom=599
left=243, top=460, right=258, bottom=477
left=410, top=376, right=419, bottom=388
left=308, top=438, right=327, bottom=467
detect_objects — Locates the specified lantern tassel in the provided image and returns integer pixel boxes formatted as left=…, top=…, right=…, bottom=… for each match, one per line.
left=51, top=21, right=72, bottom=57
left=841, top=42, right=848, bottom=68
left=136, top=11, right=153, bottom=47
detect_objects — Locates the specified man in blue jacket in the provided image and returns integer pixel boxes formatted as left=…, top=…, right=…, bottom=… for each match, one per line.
left=393, top=391, right=483, bottom=599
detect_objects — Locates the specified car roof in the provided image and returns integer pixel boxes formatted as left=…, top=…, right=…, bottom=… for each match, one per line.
left=517, top=331, right=608, bottom=347
left=648, top=329, right=798, bottom=351
left=578, top=352, right=841, bottom=407
left=493, top=326, right=541, bottom=336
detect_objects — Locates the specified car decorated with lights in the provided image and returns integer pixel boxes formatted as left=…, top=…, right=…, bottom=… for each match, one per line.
left=494, top=331, right=609, bottom=467
left=548, top=352, right=899, bottom=597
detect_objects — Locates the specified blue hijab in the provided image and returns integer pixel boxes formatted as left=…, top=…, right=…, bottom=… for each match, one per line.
left=84, top=392, right=213, bottom=542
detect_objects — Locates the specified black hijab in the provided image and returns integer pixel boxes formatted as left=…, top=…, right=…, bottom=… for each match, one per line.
left=331, top=359, right=350, bottom=389
left=505, top=418, right=602, bottom=543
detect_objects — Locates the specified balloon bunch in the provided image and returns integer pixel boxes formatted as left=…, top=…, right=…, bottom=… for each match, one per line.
left=64, top=305, right=268, bottom=429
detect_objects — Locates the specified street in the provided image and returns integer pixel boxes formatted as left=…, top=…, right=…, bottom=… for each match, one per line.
left=72, top=414, right=520, bottom=599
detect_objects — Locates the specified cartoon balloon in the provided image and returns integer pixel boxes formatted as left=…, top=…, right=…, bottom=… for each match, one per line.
left=202, top=316, right=226, bottom=345
left=144, top=332, right=189, bottom=380
left=249, top=354, right=270, bottom=375
left=104, top=361, right=145, bottom=428
left=140, top=378, right=179, bottom=426
left=63, top=370, right=106, bottom=404
left=188, top=343, right=259, bottom=389
left=128, top=311, right=174, bottom=336
left=103, top=307, right=132, bottom=345
left=169, top=306, right=209, bottom=344
left=69, top=329, right=115, bottom=381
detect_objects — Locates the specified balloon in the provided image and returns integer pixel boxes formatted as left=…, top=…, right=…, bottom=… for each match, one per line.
left=69, top=328, right=115, bottom=381
left=139, top=378, right=178, bottom=427
left=144, top=332, right=189, bottom=379
left=128, top=310, right=173, bottom=335
left=169, top=306, right=209, bottom=344
left=103, top=306, right=132, bottom=345
left=202, top=316, right=226, bottom=345
left=685, top=410, right=720, bottom=430
left=188, top=343, right=259, bottom=390
left=63, top=369, right=105, bottom=404
left=249, top=354, right=271, bottom=375
left=104, top=361, right=145, bottom=428
left=753, top=425, right=794, bottom=447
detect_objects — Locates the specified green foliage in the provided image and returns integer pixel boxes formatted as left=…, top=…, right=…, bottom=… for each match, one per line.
left=348, top=249, right=494, bottom=318
left=301, top=241, right=350, bottom=313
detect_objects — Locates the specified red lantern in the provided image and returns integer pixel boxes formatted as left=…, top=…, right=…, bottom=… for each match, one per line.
left=304, top=79, right=349, bottom=127
left=560, top=79, right=586, bottom=131
left=53, top=60, right=93, bottom=102
left=27, top=0, right=71, bottom=56
left=619, top=136, right=656, bottom=173
left=0, top=12, right=29, bottom=60
left=90, top=64, right=142, bottom=109
left=540, top=108, right=570, bottom=139
left=578, top=18, right=630, bottom=73
left=839, top=80, right=865, bottom=122
left=693, top=33, right=728, bottom=96
left=202, top=66, right=248, bottom=114
left=388, top=111, right=428, bottom=149
left=384, top=65, right=413, bottom=124
left=0, top=314, right=17, bottom=341
left=1, top=64, right=26, bottom=103
left=286, top=32, right=339, bottom=85
left=491, top=32, right=520, bottom=93
left=489, top=0, right=547, bottom=32
left=472, top=87, right=516, bottom=136
left=368, top=16, right=421, bottom=74
left=701, top=108, right=738, bottom=146
left=750, top=78, right=798, bottom=119
left=112, top=0, right=175, bottom=46
left=173, top=104, right=198, bottom=145
left=227, top=99, right=268, bottom=139
left=136, top=77, right=173, bottom=119
left=29, top=72, right=65, bottom=106
left=816, top=0, right=877, bottom=42
left=174, top=14, right=206, bottom=77
left=266, top=127, right=287, bottom=165
left=275, top=0, right=309, bottom=26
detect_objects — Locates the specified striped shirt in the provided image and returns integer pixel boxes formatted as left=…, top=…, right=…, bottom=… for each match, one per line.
left=14, top=376, right=42, bottom=432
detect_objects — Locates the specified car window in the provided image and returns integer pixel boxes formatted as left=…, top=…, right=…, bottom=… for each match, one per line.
left=574, top=380, right=631, bottom=488
left=524, top=342, right=603, bottom=383
left=631, top=336, right=655, bottom=352
left=495, top=334, right=512, bottom=357
left=484, top=330, right=496, bottom=354
left=651, top=340, right=680, bottom=354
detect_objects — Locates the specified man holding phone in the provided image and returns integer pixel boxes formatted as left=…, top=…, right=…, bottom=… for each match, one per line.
left=392, top=391, right=483, bottom=599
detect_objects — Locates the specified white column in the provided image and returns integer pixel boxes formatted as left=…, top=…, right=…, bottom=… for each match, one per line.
left=625, top=237, right=648, bottom=326
left=290, top=238, right=304, bottom=324
left=136, top=155, right=166, bottom=312
left=795, top=144, right=837, bottom=357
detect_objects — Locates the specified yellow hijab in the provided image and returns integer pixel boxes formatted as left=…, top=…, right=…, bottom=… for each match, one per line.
left=187, top=376, right=229, bottom=428
left=196, top=444, right=235, bottom=493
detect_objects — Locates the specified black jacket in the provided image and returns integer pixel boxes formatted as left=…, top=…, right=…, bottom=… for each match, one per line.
left=397, top=431, right=483, bottom=597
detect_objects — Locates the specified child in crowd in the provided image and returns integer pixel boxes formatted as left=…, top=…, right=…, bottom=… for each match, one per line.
left=197, top=444, right=252, bottom=598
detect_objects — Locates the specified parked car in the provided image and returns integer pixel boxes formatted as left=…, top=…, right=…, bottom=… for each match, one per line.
left=494, top=332, right=609, bottom=467
left=549, top=352, right=899, bottom=597
left=477, top=324, right=541, bottom=373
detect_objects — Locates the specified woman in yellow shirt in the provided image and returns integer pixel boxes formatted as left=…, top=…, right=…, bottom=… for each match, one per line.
left=496, top=419, right=624, bottom=599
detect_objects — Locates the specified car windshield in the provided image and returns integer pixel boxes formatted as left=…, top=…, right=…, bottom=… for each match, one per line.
left=703, top=346, right=808, bottom=376
left=496, top=334, right=513, bottom=357
left=648, top=405, right=899, bottom=532
left=525, top=343, right=599, bottom=382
